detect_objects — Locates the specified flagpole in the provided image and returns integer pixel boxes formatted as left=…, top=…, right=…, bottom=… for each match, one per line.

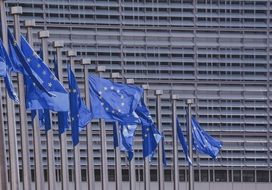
left=187, top=99, right=194, bottom=190
left=38, top=30, right=56, bottom=190
left=53, top=41, right=69, bottom=190
left=171, top=94, right=179, bottom=190
left=96, top=65, right=108, bottom=190
left=25, top=19, right=44, bottom=190
left=68, top=50, right=81, bottom=190
left=155, top=90, right=164, bottom=190
left=142, top=84, right=150, bottom=190
left=111, top=72, right=122, bottom=190
left=81, top=58, right=95, bottom=190
left=126, top=79, right=136, bottom=190
left=11, top=6, right=31, bottom=190
left=0, top=1, right=10, bottom=189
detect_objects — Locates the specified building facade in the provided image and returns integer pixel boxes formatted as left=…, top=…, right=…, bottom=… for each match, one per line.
left=2, top=0, right=272, bottom=188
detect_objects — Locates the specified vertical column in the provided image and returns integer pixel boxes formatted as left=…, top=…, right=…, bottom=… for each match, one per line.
left=0, top=1, right=12, bottom=189
left=155, top=90, right=164, bottom=190
left=38, top=30, right=56, bottom=190
left=171, top=94, right=179, bottom=190
left=81, top=58, right=95, bottom=190
left=111, top=72, right=122, bottom=190
left=187, top=99, right=194, bottom=190
left=68, top=50, right=81, bottom=190
left=11, top=6, right=31, bottom=190
left=96, top=66, right=108, bottom=190
left=25, top=19, right=44, bottom=190
left=53, top=41, right=68, bottom=190
left=142, top=84, right=150, bottom=190
left=126, top=79, right=136, bottom=190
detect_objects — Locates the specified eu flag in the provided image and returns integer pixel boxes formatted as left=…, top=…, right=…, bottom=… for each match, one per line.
left=135, top=98, right=162, bottom=158
left=8, top=29, right=54, bottom=97
left=192, top=117, right=223, bottom=159
left=19, top=35, right=69, bottom=112
left=68, top=66, right=93, bottom=146
left=119, top=124, right=137, bottom=161
left=88, top=74, right=143, bottom=125
left=176, top=117, right=192, bottom=164
left=0, top=39, right=19, bottom=102
left=161, top=132, right=167, bottom=166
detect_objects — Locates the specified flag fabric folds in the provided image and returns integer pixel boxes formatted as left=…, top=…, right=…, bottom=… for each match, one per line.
left=88, top=74, right=143, bottom=125
left=0, top=39, right=19, bottom=102
left=8, top=29, right=54, bottom=98
left=135, top=98, right=162, bottom=158
left=113, top=122, right=136, bottom=161
left=51, top=52, right=69, bottom=134
left=19, top=35, right=69, bottom=112
left=119, top=124, right=137, bottom=161
left=68, top=66, right=93, bottom=146
left=191, top=117, right=223, bottom=159
left=176, top=117, right=192, bottom=164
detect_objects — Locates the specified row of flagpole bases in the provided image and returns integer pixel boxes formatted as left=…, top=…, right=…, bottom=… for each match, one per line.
left=0, top=4, right=223, bottom=190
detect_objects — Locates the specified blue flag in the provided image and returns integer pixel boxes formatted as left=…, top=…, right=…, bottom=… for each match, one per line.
left=19, top=35, right=69, bottom=112
left=88, top=74, right=143, bottom=125
left=30, top=109, right=51, bottom=131
left=113, top=122, right=119, bottom=148
left=51, top=52, right=69, bottom=134
left=0, top=39, right=19, bottom=102
left=135, top=98, right=162, bottom=159
left=68, top=66, right=93, bottom=146
left=4, top=74, right=19, bottom=103
left=191, top=117, right=223, bottom=159
left=119, top=124, right=137, bottom=161
left=161, top=132, right=167, bottom=166
left=8, top=29, right=54, bottom=98
left=176, top=117, right=192, bottom=165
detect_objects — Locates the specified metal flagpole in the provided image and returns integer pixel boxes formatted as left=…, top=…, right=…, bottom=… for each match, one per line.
left=38, top=30, right=56, bottom=190
left=155, top=90, right=164, bottom=190
left=0, top=1, right=10, bottom=189
left=187, top=99, right=194, bottom=190
left=11, top=6, right=31, bottom=190
left=142, top=84, right=150, bottom=190
left=25, top=19, right=44, bottom=190
left=53, top=41, right=69, bottom=190
left=126, top=79, right=136, bottom=190
left=111, top=72, right=122, bottom=190
left=171, top=94, right=179, bottom=190
left=81, top=58, right=95, bottom=190
left=68, top=50, right=81, bottom=190
left=96, top=65, right=108, bottom=190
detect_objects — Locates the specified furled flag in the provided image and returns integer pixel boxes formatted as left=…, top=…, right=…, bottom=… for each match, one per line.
left=19, top=35, right=69, bottom=112
left=135, top=98, right=162, bottom=159
left=7, top=29, right=53, bottom=97
left=161, top=132, right=167, bottom=166
left=88, top=74, right=143, bottom=125
left=191, top=117, right=223, bottom=159
left=0, top=39, right=19, bottom=102
left=176, top=117, right=192, bottom=165
left=68, top=66, right=93, bottom=146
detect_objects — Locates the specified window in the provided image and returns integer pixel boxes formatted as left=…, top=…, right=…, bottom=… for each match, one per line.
left=233, top=170, right=241, bottom=182
left=257, top=170, right=269, bottom=182
left=164, top=169, right=172, bottom=181
left=201, top=170, right=209, bottom=182
left=243, top=170, right=255, bottom=182
left=215, top=170, right=227, bottom=182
